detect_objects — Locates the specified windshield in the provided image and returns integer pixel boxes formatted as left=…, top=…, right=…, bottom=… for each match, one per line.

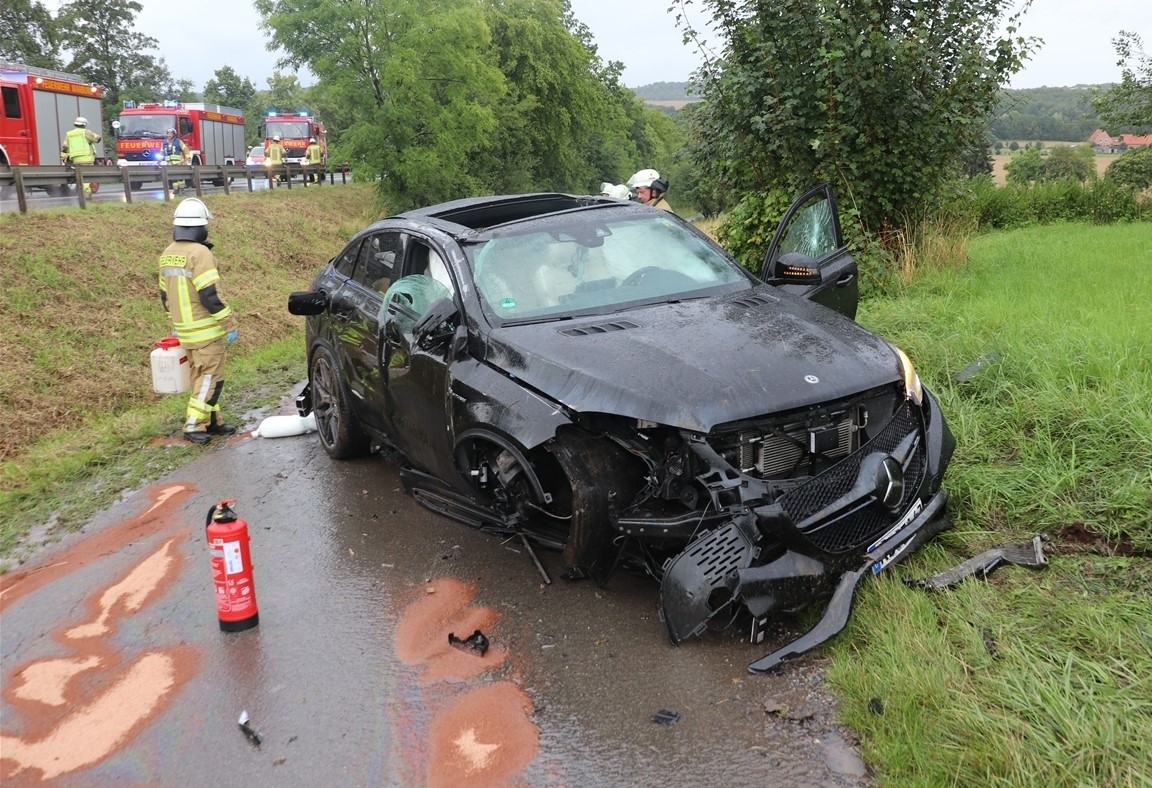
left=468, top=210, right=751, bottom=324
left=266, top=121, right=311, bottom=139
left=117, top=114, right=176, bottom=138
left=249, top=145, right=265, bottom=157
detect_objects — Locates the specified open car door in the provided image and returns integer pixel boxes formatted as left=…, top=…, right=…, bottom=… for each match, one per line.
left=760, top=183, right=859, bottom=320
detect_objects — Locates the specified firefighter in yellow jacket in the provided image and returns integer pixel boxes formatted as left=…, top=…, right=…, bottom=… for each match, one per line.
left=61, top=116, right=102, bottom=195
left=158, top=198, right=239, bottom=444
left=303, top=137, right=323, bottom=183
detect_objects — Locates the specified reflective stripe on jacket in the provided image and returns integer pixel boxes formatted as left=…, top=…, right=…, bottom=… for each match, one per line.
left=158, top=241, right=237, bottom=348
left=267, top=143, right=284, bottom=164
left=305, top=144, right=322, bottom=164
left=163, top=138, right=184, bottom=164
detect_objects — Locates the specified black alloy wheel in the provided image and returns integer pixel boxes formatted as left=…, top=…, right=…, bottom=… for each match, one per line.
left=309, top=345, right=369, bottom=458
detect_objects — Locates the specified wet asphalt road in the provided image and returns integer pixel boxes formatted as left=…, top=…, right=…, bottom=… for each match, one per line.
left=0, top=407, right=869, bottom=786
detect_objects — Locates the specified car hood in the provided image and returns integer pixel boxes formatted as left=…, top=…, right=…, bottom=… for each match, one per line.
left=482, top=288, right=901, bottom=432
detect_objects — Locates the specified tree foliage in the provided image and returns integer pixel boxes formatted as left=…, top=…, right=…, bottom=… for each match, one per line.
left=56, top=0, right=178, bottom=132
left=0, top=0, right=60, bottom=69
left=204, top=66, right=257, bottom=110
left=991, top=86, right=1102, bottom=142
left=1105, top=146, right=1152, bottom=191
left=1004, top=145, right=1096, bottom=185
left=687, top=0, right=1037, bottom=244
left=1093, top=31, right=1152, bottom=132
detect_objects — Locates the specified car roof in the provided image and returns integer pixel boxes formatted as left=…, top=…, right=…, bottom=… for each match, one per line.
left=387, top=193, right=637, bottom=237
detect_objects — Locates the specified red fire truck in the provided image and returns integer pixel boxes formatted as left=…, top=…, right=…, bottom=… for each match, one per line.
left=114, top=100, right=245, bottom=169
left=0, top=60, right=106, bottom=168
left=260, top=110, right=327, bottom=166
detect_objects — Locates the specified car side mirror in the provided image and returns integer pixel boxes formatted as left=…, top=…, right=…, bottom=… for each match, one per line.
left=288, top=290, right=329, bottom=315
left=766, top=251, right=821, bottom=285
left=412, top=297, right=458, bottom=348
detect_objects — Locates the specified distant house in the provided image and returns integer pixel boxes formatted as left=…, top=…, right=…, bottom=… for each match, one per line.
left=1089, top=129, right=1152, bottom=153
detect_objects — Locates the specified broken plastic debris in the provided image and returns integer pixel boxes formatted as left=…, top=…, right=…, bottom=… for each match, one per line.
left=238, top=710, right=263, bottom=747
left=651, top=709, right=680, bottom=725
left=954, top=352, right=1001, bottom=383
left=448, top=629, right=490, bottom=656
left=251, top=412, right=317, bottom=438
left=904, top=534, right=1049, bottom=591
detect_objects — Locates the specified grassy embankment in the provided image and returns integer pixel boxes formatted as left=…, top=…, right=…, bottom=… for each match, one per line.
left=2, top=191, right=1150, bottom=782
left=0, top=185, right=381, bottom=563
left=831, top=222, right=1152, bottom=785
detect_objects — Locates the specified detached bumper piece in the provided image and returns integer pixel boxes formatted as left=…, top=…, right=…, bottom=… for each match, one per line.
left=904, top=533, right=1049, bottom=591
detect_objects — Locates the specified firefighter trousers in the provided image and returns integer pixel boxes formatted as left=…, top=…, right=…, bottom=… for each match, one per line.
left=184, top=340, right=228, bottom=434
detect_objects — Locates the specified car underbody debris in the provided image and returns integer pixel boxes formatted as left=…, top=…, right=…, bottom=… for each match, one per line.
left=448, top=629, right=490, bottom=657
left=904, top=534, right=1049, bottom=591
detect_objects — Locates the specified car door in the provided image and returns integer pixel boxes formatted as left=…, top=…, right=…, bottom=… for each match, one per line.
left=760, top=183, right=859, bottom=319
left=327, top=231, right=403, bottom=430
left=378, top=237, right=460, bottom=479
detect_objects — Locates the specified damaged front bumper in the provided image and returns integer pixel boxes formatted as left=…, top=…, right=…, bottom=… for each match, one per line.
left=657, top=393, right=954, bottom=671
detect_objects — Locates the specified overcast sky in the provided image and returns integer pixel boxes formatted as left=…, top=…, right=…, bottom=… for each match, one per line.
left=61, top=0, right=1150, bottom=92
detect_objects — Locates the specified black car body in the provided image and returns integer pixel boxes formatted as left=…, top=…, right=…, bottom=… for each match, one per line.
left=289, top=185, right=955, bottom=670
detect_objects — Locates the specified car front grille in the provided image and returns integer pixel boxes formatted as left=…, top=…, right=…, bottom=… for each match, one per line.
left=781, top=402, right=926, bottom=554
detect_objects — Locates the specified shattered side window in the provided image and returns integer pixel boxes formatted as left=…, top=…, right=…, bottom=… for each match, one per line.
left=380, top=275, right=452, bottom=334
left=777, top=196, right=837, bottom=260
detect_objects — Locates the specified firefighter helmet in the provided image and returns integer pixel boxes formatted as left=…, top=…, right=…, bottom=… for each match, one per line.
left=625, top=168, right=660, bottom=189
left=173, top=197, right=213, bottom=227
left=74, top=116, right=88, bottom=127
left=273, top=135, right=281, bottom=141
left=309, top=137, right=316, bottom=143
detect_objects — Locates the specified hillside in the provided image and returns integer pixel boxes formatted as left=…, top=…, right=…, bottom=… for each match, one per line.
left=0, top=185, right=381, bottom=461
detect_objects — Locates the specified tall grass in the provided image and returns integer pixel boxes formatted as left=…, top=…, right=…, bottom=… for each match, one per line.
left=831, top=221, right=1152, bottom=785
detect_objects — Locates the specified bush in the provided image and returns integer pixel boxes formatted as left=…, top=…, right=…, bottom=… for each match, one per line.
left=1105, top=146, right=1152, bottom=190
left=947, top=178, right=1148, bottom=229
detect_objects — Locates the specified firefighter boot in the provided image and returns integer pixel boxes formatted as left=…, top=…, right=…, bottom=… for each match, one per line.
left=207, top=414, right=237, bottom=436
left=183, top=431, right=211, bottom=445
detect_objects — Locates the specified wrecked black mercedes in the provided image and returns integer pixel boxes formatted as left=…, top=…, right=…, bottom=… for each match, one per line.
left=288, top=185, right=955, bottom=671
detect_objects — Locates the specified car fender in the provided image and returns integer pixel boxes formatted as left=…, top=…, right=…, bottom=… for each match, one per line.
left=449, top=358, right=571, bottom=450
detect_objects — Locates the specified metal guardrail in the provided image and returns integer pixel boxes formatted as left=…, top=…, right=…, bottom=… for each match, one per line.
left=0, top=163, right=349, bottom=213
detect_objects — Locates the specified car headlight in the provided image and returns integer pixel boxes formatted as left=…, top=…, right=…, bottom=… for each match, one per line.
left=891, top=345, right=923, bottom=405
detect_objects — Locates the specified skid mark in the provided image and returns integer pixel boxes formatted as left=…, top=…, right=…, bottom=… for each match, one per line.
left=10, top=658, right=101, bottom=706
left=65, top=540, right=177, bottom=639
left=0, top=483, right=196, bottom=610
left=392, top=578, right=539, bottom=785
left=0, top=651, right=186, bottom=781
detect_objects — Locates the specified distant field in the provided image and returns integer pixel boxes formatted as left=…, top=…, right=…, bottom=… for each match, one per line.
left=991, top=150, right=1119, bottom=185
left=644, top=99, right=700, bottom=110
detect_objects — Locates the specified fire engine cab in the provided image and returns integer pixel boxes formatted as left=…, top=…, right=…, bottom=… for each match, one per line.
left=114, top=100, right=245, bottom=168
left=0, top=60, right=105, bottom=167
left=261, top=110, right=326, bottom=166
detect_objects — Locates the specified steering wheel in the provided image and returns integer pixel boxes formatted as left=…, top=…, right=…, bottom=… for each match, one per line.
left=621, top=266, right=665, bottom=287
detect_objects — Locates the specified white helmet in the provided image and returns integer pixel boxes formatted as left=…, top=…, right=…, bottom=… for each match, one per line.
left=309, top=137, right=316, bottom=143
left=273, top=135, right=281, bottom=141
left=74, top=116, right=88, bottom=126
left=626, top=168, right=660, bottom=189
left=606, top=184, right=632, bottom=200
left=599, top=181, right=614, bottom=196
left=173, top=197, right=213, bottom=227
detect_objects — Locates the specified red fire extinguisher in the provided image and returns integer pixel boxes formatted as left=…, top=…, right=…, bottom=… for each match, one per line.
left=205, top=499, right=259, bottom=632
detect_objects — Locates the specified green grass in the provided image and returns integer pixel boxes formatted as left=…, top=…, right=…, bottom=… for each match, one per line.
left=831, top=221, right=1152, bottom=785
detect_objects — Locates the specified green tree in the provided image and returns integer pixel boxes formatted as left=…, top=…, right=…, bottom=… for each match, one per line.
left=688, top=0, right=1037, bottom=248
left=1004, top=148, right=1044, bottom=184
left=56, top=0, right=176, bottom=133
left=1043, top=144, right=1095, bottom=181
left=1105, top=146, right=1152, bottom=190
left=0, top=0, right=60, bottom=69
left=1093, top=31, right=1152, bottom=131
left=255, top=0, right=504, bottom=210
left=204, top=66, right=257, bottom=109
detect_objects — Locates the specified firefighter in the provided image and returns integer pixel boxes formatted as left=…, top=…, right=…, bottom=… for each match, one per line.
left=61, top=116, right=101, bottom=195
left=162, top=128, right=187, bottom=165
left=158, top=198, right=239, bottom=444
left=266, top=135, right=286, bottom=183
left=626, top=168, right=673, bottom=212
left=304, top=137, right=323, bottom=183
left=162, top=128, right=189, bottom=194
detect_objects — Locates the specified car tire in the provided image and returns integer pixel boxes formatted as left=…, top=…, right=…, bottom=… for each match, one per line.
left=546, top=429, right=641, bottom=576
left=309, top=344, right=370, bottom=459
